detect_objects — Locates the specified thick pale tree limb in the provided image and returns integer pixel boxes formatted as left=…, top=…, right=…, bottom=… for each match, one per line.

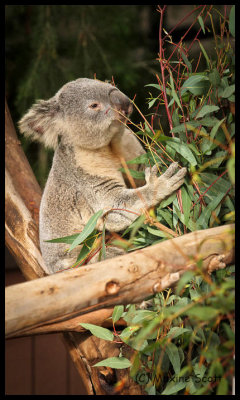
left=5, top=223, right=234, bottom=338
left=5, top=99, right=144, bottom=395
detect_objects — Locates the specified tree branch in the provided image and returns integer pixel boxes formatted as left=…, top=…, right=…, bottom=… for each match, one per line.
left=6, top=224, right=234, bottom=338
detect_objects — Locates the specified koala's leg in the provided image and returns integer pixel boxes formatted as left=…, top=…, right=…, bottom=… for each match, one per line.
left=40, top=241, right=82, bottom=274
left=88, top=246, right=125, bottom=264
left=98, top=162, right=187, bottom=232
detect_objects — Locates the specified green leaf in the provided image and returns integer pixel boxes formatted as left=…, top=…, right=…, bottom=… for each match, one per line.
left=196, top=191, right=227, bottom=229
left=167, top=327, right=192, bottom=339
left=119, top=326, right=139, bottom=341
left=216, top=377, right=228, bottom=395
left=157, top=209, right=173, bottom=228
left=221, top=84, right=235, bottom=98
left=45, top=233, right=80, bottom=244
left=93, top=357, right=132, bottom=369
left=99, top=223, right=106, bottom=260
left=167, top=140, right=197, bottom=166
left=181, top=51, right=192, bottom=73
left=193, top=363, right=206, bottom=380
left=173, top=206, right=197, bottom=232
left=196, top=105, right=219, bottom=119
left=169, top=71, right=182, bottom=110
left=79, top=323, right=114, bottom=341
left=210, top=117, right=225, bottom=139
left=181, top=186, right=192, bottom=227
left=75, top=231, right=97, bottom=265
left=69, top=210, right=103, bottom=252
left=198, top=16, right=205, bottom=34
left=112, top=305, right=124, bottom=324
left=146, top=226, right=168, bottom=238
left=165, top=342, right=181, bottom=374
left=122, top=304, right=136, bottom=323
left=229, top=5, right=235, bottom=37
left=208, top=68, right=221, bottom=87
left=158, top=192, right=177, bottom=209
left=227, top=157, right=235, bottom=184
left=199, top=41, right=210, bottom=69
left=185, top=306, right=219, bottom=321
left=146, top=385, right=156, bottom=395
left=131, top=310, right=156, bottom=324
left=126, top=153, right=149, bottom=165
left=145, top=83, right=161, bottom=90
left=162, top=381, right=186, bottom=395
left=176, top=270, right=195, bottom=295
left=119, top=167, right=145, bottom=180
left=180, top=75, right=209, bottom=96
left=148, top=98, right=158, bottom=108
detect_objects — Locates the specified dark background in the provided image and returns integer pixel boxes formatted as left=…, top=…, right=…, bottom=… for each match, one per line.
left=6, top=5, right=227, bottom=187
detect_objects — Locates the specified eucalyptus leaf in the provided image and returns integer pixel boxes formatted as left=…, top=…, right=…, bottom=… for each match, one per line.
left=167, top=140, right=197, bottom=166
left=45, top=233, right=80, bottom=244
left=184, top=306, right=219, bottom=320
left=229, top=5, right=235, bottom=37
left=165, top=342, right=181, bottom=374
left=75, top=232, right=97, bottom=265
left=181, top=186, right=192, bottom=227
left=180, top=75, right=209, bottom=96
left=221, top=84, right=235, bottom=99
left=162, top=381, right=186, bottom=395
left=196, top=105, right=219, bottom=119
left=93, top=357, right=132, bottom=369
left=112, top=305, right=124, bottom=323
left=197, top=16, right=205, bottom=34
left=167, top=327, right=192, bottom=339
left=69, top=210, right=103, bottom=252
left=79, top=323, right=114, bottom=341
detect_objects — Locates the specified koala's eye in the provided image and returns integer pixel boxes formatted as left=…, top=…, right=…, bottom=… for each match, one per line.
left=89, top=103, right=99, bottom=109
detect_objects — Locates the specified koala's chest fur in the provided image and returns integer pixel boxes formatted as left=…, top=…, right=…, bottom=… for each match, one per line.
left=73, top=143, right=125, bottom=184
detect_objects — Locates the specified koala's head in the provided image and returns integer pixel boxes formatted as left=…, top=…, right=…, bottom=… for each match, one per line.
left=18, top=78, right=133, bottom=150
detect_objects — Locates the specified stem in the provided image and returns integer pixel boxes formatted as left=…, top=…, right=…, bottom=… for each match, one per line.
left=158, top=6, right=174, bottom=135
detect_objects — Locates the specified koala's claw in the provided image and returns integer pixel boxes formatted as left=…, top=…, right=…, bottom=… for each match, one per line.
left=162, top=162, right=179, bottom=178
left=168, top=167, right=187, bottom=191
left=145, top=164, right=158, bottom=184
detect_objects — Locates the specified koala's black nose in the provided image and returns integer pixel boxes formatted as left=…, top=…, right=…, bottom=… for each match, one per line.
left=109, top=88, right=133, bottom=117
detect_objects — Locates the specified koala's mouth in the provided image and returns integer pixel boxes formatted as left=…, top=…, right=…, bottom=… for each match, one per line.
left=113, top=104, right=133, bottom=124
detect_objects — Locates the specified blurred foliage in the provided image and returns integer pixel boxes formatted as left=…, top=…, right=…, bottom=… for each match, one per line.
left=6, top=5, right=228, bottom=186
left=5, top=5, right=160, bottom=185
left=6, top=5, right=160, bottom=123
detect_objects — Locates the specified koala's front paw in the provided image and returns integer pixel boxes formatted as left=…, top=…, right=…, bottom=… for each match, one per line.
left=144, top=164, right=158, bottom=184
left=145, top=162, right=187, bottom=202
left=159, top=162, right=187, bottom=196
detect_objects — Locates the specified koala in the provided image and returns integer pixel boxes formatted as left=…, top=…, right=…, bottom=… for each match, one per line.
left=19, top=78, right=187, bottom=274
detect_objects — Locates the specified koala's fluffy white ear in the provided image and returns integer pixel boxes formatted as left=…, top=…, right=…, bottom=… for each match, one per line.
left=18, top=98, right=61, bottom=149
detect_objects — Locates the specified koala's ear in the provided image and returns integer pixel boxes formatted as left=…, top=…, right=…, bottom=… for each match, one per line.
left=18, top=97, right=61, bottom=149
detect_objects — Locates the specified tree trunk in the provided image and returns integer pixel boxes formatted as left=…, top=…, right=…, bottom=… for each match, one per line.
left=5, top=100, right=145, bottom=395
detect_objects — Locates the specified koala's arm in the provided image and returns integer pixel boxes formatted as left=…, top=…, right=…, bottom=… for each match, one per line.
left=111, top=128, right=146, bottom=187
left=96, top=162, right=187, bottom=232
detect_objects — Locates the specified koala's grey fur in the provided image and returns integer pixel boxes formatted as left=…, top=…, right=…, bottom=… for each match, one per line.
left=19, top=78, right=187, bottom=274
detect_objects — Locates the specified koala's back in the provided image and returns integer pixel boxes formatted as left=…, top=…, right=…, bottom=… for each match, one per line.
left=39, top=146, right=88, bottom=272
